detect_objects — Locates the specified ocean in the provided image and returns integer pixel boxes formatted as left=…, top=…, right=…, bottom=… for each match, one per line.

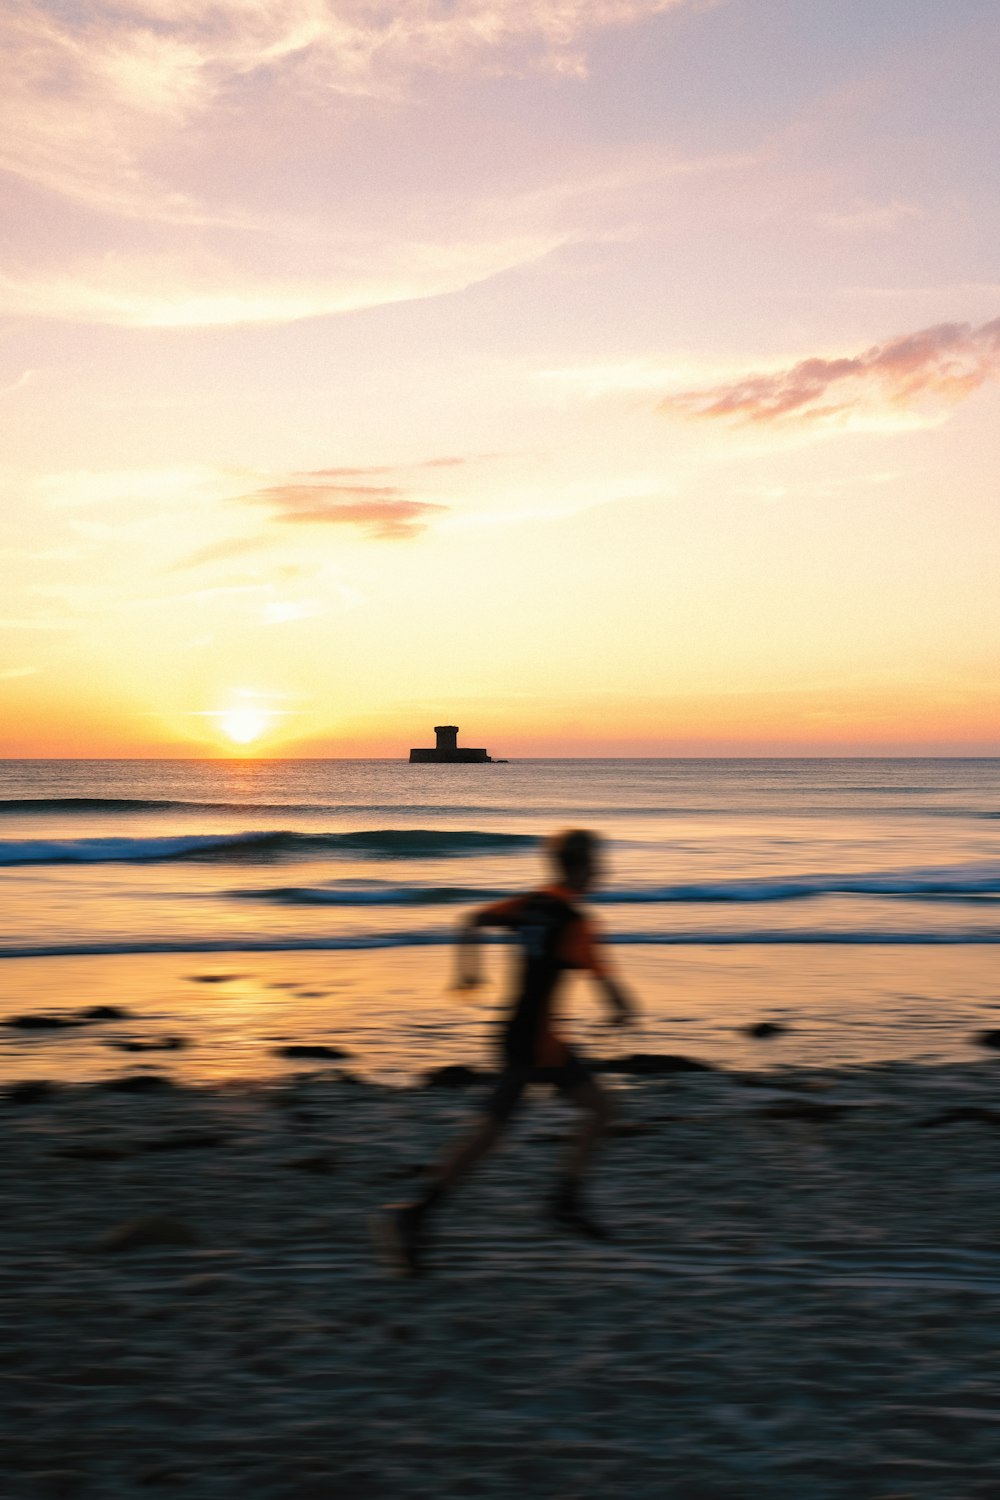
left=2, top=757, right=1000, bottom=1081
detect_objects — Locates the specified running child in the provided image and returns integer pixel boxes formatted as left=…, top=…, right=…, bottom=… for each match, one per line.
left=375, top=828, right=635, bottom=1275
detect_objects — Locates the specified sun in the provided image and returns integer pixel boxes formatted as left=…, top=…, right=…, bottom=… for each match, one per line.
left=218, top=706, right=271, bottom=746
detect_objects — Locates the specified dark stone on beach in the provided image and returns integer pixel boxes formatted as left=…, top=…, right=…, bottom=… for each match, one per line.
left=188, top=973, right=246, bottom=984
left=975, top=1029, right=1000, bottom=1050
left=140, top=1130, right=229, bottom=1152
left=100, top=1073, right=174, bottom=1093
left=5, top=1079, right=57, bottom=1105
left=4, top=1012, right=84, bottom=1030
left=96, top=1214, right=201, bottom=1252
left=744, top=1020, right=789, bottom=1039
left=274, top=1044, right=351, bottom=1060
left=423, top=1064, right=495, bottom=1089
left=5, top=1005, right=133, bottom=1031
left=917, top=1105, right=1000, bottom=1128
left=594, top=1053, right=717, bottom=1076
left=756, top=1099, right=845, bottom=1121
left=109, top=1036, right=189, bottom=1053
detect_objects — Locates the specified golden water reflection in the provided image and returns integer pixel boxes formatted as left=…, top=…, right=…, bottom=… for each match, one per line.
left=2, top=946, right=999, bottom=1088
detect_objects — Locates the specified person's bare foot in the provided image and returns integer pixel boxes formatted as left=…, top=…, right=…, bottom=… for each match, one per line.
left=372, top=1203, right=427, bottom=1276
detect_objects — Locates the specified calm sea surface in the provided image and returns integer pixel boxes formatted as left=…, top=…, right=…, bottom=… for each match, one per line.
left=2, top=758, right=1000, bottom=956
left=2, top=758, right=999, bottom=1078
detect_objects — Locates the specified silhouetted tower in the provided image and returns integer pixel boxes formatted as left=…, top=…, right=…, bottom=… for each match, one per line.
left=434, top=725, right=459, bottom=755
left=409, top=723, right=493, bottom=763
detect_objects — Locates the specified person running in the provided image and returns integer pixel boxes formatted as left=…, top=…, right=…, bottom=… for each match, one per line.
left=375, top=828, right=635, bottom=1275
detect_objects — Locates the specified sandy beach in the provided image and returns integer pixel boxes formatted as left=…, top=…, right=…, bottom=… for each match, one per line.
left=5, top=1051, right=1000, bottom=1499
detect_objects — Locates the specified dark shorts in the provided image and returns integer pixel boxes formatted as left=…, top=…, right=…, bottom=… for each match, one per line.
left=484, top=1047, right=594, bottom=1123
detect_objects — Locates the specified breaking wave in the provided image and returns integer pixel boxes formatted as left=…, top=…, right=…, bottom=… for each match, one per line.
left=0, top=797, right=528, bottom=817
left=224, top=863, right=1000, bottom=907
left=0, top=829, right=536, bottom=866
left=4, top=928, right=1000, bottom=960
left=3, top=795, right=999, bottom=820
left=227, top=882, right=510, bottom=906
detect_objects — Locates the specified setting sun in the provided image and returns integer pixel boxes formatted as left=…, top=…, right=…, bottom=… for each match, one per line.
left=217, top=705, right=271, bottom=746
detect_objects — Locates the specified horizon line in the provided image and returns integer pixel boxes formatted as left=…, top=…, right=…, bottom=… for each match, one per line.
left=3, top=753, right=1000, bottom=764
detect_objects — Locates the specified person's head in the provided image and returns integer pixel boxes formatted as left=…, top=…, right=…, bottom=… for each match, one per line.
left=548, top=828, right=602, bottom=893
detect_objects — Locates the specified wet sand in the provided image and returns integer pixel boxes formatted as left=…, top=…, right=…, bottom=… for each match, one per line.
left=4, top=943, right=1000, bottom=1088
left=4, top=1057, right=1000, bottom=1499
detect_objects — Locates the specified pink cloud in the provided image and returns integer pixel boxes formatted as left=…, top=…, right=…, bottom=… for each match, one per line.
left=660, top=318, right=1000, bottom=426
left=239, top=482, right=446, bottom=539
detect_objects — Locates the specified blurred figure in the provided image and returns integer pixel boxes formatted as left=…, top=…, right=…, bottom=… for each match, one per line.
left=375, top=828, right=636, bottom=1275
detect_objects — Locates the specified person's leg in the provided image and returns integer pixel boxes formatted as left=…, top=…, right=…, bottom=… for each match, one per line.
left=375, top=1073, right=524, bottom=1275
left=417, top=1067, right=524, bottom=1205
left=551, top=1075, right=615, bottom=1240
left=561, top=1077, right=613, bottom=1181
left=419, top=1109, right=504, bottom=1204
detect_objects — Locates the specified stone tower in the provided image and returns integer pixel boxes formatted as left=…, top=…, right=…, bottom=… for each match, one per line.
left=409, top=724, right=492, bottom=763
left=434, top=725, right=459, bottom=755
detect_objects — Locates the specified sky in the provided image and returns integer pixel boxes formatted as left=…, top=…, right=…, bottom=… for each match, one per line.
left=2, top=0, right=999, bottom=757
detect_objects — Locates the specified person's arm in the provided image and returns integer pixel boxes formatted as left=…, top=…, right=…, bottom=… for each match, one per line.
left=571, top=914, right=637, bottom=1027
left=452, top=911, right=488, bottom=990
left=451, top=896, right=524, bottom=991
left=598, top=973, right=635, bottom=1028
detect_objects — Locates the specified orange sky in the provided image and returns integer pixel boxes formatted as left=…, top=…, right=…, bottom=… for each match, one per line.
left=2, top=0, right=999, bottom=756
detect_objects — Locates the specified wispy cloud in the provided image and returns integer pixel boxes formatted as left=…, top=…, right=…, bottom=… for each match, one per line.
left=0, top=2, right=701, bottom=328
left=0, top=1, right=686, bottom=217
left=0, top=665, right=39, bottom=680
left=659, top=318, right=1000, bottom=428
left=172, top=457, right=469, bottom=565
left=0, top=229, right=571, bottom=328
left=239, top=481, right=447, bottom=539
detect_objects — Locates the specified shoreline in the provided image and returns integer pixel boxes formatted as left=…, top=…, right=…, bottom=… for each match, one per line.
left=3, top=944, right=1000, bottom=1089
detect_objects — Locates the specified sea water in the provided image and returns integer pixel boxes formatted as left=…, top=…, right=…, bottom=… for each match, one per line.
left=1, top=758, right=999, bottom=1078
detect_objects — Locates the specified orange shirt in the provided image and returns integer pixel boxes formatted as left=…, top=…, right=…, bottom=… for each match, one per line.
left=478, top=884, right=607, bottom=974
